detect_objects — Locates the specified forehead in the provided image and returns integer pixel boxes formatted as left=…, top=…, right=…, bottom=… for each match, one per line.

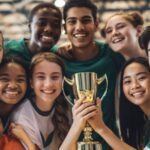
left=0, top=63, right=25, bottom=74
left=123, top=63, right=148, bottom=77
left=33, top=60, right=62, bottom=73
left=106, top=15, right=130, bottom=27
left=66, top=7, right=93, bottom=19
left=33, top=7, right=61, bottom=20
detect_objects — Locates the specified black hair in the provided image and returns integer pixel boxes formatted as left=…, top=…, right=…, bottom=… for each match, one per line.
left=139, top=26, right=150, bottom=55
left=63, top=0, right=97, bottom=22
left=28, top=2, right=62, bottom=23
left=118, top=57, right=150, bottom=149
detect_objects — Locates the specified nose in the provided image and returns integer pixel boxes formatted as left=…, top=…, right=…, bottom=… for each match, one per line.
left=8, top=81, right=18, bottom=89
left=44, top=78, right=54, bottom=88
left=112, top=28, right=119, bottom=36
left=44, top=23, right=52, bottom=33
left=131, top=80, right=140, bottom=90
left=76, top=21, right=84, bottom=30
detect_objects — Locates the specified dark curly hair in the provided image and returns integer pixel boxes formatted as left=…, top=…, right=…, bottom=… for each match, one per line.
left=139, top=26, right=150, bottom=55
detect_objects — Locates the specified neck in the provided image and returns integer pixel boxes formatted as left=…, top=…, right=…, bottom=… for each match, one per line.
left=72, top=42, right=99, bottom=61
left=35, top=99, right=54, bottom=112
left=140, top=100, right=150, bottom=119
left=122, top=47, right=146, bottom=60
left=0, top=101, right=14, bottom=118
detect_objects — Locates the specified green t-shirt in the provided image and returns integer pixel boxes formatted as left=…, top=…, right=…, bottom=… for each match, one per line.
left=4, top=38, right=57, bottom=66
left=54, top=40, right=125, bottom=150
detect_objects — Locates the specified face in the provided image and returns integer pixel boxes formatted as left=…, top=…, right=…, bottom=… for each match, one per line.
left=65, top=7, right=98, bottom=49
left=31, top=60, right=63, bottom=106
left=0, top=63, right=27, bottom=104
left=105, top=15, right=140, bottom=53
left=123, top=62, right=150, bottom=107
left=29, top=7, right=61, bottom=51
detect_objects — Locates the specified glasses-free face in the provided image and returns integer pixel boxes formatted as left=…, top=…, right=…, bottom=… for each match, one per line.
left=0, top=63, right=27, bottom=104
left=105, top=15, right=141, bottom=54
left=29, top=7, right=61, bottom=52
left=65, top=7, right=98, bottom=49
left=30, top=60, right=63, bottom=110
left=123, top=62, right=150, bottom=107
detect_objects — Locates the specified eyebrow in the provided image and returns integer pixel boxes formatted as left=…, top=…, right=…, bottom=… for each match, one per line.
left=123, top=72, right=148, bottom=79
left=66, top=15, right=92, bottom=20
left=0, top=74, right=26, bottom=78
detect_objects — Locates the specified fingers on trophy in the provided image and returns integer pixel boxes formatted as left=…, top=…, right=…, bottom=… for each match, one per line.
left=63, top=72, right=108, bottom=150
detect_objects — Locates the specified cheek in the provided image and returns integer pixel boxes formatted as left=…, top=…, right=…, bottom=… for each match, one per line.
left=123, top=85, right=129, bottom=97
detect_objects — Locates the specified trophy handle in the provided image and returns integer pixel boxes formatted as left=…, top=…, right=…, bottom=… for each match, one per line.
left=96, top=74, right=108, bottom=100
left=62, top=77, right=74, bottom=106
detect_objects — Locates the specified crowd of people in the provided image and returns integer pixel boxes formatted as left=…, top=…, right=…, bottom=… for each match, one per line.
left=0, top=0, right=150, bottom=150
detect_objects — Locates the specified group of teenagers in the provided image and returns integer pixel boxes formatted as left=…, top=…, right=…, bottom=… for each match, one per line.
left=0, top=0, right=150, bottom=150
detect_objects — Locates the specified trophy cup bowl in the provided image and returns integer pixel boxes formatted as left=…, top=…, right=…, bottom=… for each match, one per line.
left=63, top=72, right=108, bottom=150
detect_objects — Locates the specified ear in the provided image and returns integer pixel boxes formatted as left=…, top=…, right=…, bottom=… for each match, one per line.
left=136, top=25, right=143, bottom=37
left=63, top=23, right=67, bottom=34
left=94, top=19, right=99, bottom=32
left=28, top=23, right=31, bottom=33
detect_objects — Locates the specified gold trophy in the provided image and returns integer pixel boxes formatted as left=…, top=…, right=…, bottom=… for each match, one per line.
left=63, top=72, right=108, bottom=150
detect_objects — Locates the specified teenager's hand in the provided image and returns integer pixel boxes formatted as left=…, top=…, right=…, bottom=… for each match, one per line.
left=72, top=98, right=97, bottom=132
left=88, top=98, right=105, bottom=132
left=0, top=31, right=4, bottom=63
left=10, top=123, right=37, bottom=150
left=57, top=42, right=73, bottom=60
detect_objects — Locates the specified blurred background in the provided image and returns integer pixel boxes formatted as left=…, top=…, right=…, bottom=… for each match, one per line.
left=0, top=0, right=149, bottom=44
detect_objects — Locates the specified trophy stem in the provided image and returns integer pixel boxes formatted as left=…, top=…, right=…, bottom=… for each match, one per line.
left=83, top=123, right=93, bottom=142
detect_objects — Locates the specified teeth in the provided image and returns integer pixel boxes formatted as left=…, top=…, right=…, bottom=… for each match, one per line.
left=113, top=38, right=123, bottom=43
left=132, top=91, right=144, bottom=97
left=42, top=36, right=52, bottom=40
left=43, top=90, right=54, bottom=94
left=74, top=34, right=86, bottom=38
left=5, top=91, right=18, bottom=95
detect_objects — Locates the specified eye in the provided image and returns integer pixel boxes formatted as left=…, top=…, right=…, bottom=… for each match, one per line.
left=37, top=20, right=47, bottom=26
left=17, top=78, right=26, bottom=83
left=66, top=19, right=76, bottom=25
left=105, top=28, right=112, bottom=35
left=138, top=75, right=147, bottom=81
left=123, top=79, right=131, bottom=85
left=36, top=75, right=45, bottom=80
left=51, top=75, right=61, bottom=80
left=0, top=77, right=9, bottom=82
left=81, top=18, right=93, bottom=24
left=116, top=23, right=126, bottom=30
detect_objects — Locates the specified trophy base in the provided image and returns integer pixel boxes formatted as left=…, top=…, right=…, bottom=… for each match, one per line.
left=77, top=141, right=102, bottom=150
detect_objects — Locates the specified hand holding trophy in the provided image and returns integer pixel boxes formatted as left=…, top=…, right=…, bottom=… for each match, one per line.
left=63, top=72, right=108, bottom=150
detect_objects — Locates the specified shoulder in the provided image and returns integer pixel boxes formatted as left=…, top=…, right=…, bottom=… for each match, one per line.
left=11, top=99, right=33, bottom=120
left=4, top=38, right=27, bottom=54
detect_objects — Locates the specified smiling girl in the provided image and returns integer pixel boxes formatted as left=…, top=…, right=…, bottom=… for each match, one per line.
left=11, top=52, right=70, bottom=150
left=101, top=12, right=146, bottom=60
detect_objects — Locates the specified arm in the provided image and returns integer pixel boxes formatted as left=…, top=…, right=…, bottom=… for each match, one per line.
left=88, top=99, right=136, bottom=150
left=59, top=99, right=97, bottom=150
left=10, top=123, right=39, bottom=150
left=57, top=42, right=73, bottom=60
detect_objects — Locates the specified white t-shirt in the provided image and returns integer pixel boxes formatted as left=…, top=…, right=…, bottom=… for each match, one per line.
left=11, top=98, right=62, bottom=150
